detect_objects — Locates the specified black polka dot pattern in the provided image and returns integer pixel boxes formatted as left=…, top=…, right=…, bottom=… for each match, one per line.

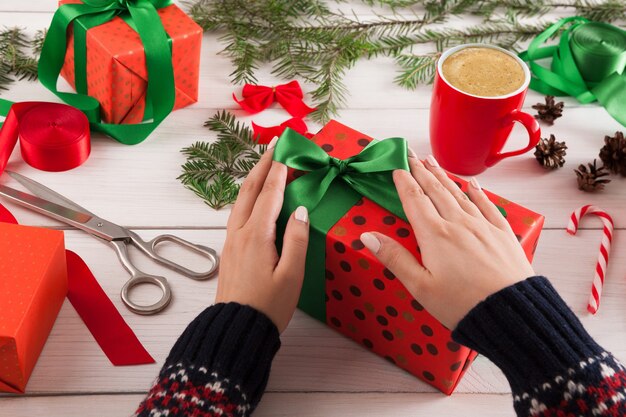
left=334, top=242, right=346, bottom=253
left=354, top=309, right=366, bottom=320
left=447, top=341, right=461, bottom=352
left=410, top=343, right=423, bottom=355
left=384, top=355, right=395, bottom=364
left=426, top=343, right=438, bottom=355
left=340, top=261, right=351, bottom=272
left=411, top=300, right=424, bottom=311
left=349, top=285, right=362, bottom=297
left=353, top=216, right=366, bottom=225
left=382, top=330, right=393, bottom=341
left=382, top=215, right=396, bottom=225
left=357, top=138, right=370, bottom=147
left=396, top=228, right=410, bottom=237
left=331, top=290, right=343, bottom=300
left=376, top=315, right=388, bottom=326
left=325, top=269, right=335, bottom=280
left=385, top=306, right=398, bottom=317
left=321, top=144, right=334, bottom=152
left=373, top=279, right=385, bottom=290
left=363, top=339, right=373, bottom=349
left=421, top=325, right=434, bottom=337
left=423, top=371, right=435, bottom=381
left=450, top=361, right=462, bottom=371
left=351, top=239, right=365, bottom=250
left=383, top=268, right=395, bottom=280
left=330, top=317, right=341, bottom=327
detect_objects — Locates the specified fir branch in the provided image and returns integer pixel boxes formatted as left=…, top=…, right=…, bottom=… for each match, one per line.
left=185, top=0, right=625, bottom=122
left=0, top=27, right=44, bottom=90
left=178, top=111, right=266, bottom=210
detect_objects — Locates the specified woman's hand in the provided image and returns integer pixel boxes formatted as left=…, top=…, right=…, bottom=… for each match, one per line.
left=360, top=153, right=535, bottom=330
left=216, top=140, right=310, bottom=333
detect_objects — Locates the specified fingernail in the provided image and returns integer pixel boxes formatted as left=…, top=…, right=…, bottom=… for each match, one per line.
left=470, top=177, right=481, bottom=190
left=407, top=147, right=417, bottom=159
left=268, top=136, right=279, bottom=149
left=360, top=232, right=381, bottom=254
left=295, top=206, right=308, bottom=223
left=426, top=154, right=440, bottom=168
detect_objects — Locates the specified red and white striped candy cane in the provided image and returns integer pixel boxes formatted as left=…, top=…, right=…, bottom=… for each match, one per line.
left=566, top=205, right=614, bottom=314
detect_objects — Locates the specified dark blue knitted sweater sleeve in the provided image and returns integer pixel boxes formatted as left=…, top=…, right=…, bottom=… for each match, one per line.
left=134, top=302, right=280, bottom=417
left=452, top=276, right=626, bottom=417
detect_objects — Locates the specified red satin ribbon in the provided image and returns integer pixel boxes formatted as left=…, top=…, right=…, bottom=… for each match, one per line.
left=233, top=81, right=316, bottom=118
left=0, top=101, right=91, bottom=174
left=0, top=203, right=154, bottom=366
left=252, top=117, right=314, bottom=144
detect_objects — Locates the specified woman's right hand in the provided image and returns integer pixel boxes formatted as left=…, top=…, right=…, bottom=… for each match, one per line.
left=360, top=153, right=535, bottom=330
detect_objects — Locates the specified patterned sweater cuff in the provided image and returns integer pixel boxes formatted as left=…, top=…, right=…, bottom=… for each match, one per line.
left=451, top=276, right=604, bottom=392
left=163, top=302, right=281, bottom=409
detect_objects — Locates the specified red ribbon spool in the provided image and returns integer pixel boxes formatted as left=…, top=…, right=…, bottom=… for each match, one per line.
left=0, top=102, right=91, bottom=174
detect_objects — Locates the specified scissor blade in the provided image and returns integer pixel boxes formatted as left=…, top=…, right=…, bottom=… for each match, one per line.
left=0, top=185, right=128, bottom=241
left=5, top=171, right=96, bottom=216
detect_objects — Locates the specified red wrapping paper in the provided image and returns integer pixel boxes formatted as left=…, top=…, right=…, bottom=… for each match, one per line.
left=287, top=121, right=544, bottom=394
left=59, top=0, right=202, bottom=124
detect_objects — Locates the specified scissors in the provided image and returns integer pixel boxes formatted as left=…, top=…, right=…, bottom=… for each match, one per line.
left=0, top=171, right=219, bottom=315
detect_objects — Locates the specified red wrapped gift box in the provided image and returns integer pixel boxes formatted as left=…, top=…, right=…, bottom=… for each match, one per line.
left=59, top=0, right=202, bottom=124
left=0, top=223, right=67, bottom=393
left=284, top=121, right=544, bottom=394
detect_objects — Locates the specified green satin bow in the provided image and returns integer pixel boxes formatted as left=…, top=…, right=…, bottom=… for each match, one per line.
left=38, top=0, right=175, bottom=144
left=519, top=17, right=626, bottom=127
left=274, top=128, right=410, bottom=321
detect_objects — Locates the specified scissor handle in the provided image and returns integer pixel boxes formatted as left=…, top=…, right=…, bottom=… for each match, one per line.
left=128, top=231, right=219, bottom=280
left=110, top=240, right=172, bottom=315
left=121, top=273, right=172, bottom=315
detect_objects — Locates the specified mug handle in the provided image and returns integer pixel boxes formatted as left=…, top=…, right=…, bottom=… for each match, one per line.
left=485, top=110, right=541, bottom=167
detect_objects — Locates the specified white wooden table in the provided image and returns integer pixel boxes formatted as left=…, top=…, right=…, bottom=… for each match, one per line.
left=0, top=2, right=625, bottom=416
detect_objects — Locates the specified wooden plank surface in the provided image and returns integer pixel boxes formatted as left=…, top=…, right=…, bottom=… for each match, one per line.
left=0, top=2, right=625, bottom=416
left=0, top=393, right=517, bottom=417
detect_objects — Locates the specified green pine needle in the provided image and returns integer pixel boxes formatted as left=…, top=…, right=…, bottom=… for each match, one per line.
left=0, top=27, right=44, bottom=90
left=185, top=0, right=625, bottom=123
left=178, top=111, right=267, bottom=210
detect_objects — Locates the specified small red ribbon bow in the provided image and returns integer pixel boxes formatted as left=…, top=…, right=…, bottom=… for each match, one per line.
left=252, top=118, right=314, bottom=145
left=233, top=81, right=316, bottom=118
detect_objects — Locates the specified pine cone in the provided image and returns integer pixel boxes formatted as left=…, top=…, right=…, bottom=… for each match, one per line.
left=575, top=160, right=611, bottom=192
left=599, top=131, right=626, bottom=176
left=534, top=134, right=567, bottom=169
left=532, top=95, right=564, bottom=125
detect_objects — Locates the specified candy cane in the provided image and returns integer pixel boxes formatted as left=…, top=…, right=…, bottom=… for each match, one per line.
left=566, top=205, right=614, bottom=314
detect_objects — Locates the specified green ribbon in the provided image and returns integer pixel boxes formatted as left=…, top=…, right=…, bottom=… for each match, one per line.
left=38, top=0, right=175, bottom=145
left=519, top=17, right=626, bottom=127
left=273, top=128, right=410, bottom=322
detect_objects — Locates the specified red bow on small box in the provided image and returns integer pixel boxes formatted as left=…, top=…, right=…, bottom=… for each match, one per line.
left=252, top=117, right=314, bottom=144
left=233, top=81, right=316, bottom=118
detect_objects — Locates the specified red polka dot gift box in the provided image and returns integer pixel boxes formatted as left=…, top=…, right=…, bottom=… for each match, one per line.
left=0, top=223, right=67, bottom=393
left=58, top=0, right=202, bottom=125
left=275, top=120, right=544, bottom=394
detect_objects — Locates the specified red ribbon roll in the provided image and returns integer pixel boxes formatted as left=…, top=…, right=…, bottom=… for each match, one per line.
left=0, top=101, right=91, bottom=174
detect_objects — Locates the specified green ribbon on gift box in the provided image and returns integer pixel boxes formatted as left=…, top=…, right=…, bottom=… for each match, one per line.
left=519, top=17, right=626, bottom=127
left=38, top=0, right=175, bottom=144
left=273, top=128, right=410, bottom=322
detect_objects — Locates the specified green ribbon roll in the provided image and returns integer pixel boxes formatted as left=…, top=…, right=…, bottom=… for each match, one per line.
left=273, top=128, right=410, bottom=322
left=519, top=17, right=626, bottom=127
left=38, top=0, right=175, bottom=145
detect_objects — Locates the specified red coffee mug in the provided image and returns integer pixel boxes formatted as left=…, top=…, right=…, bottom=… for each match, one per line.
left=430, top=44, right=541, bottom=175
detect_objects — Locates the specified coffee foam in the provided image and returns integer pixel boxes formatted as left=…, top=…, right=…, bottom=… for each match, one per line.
left=441, top=47, right=525, bottom=97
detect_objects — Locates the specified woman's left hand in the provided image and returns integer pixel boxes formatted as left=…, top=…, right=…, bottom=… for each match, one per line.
left=215, top=140, right=310, bottom=333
